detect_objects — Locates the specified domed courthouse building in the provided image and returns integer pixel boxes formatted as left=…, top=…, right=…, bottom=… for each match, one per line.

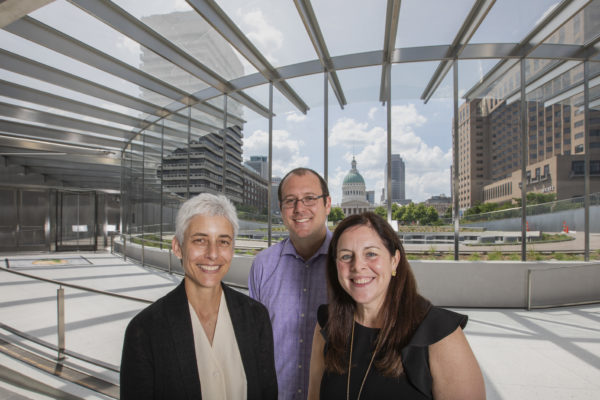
left=340, top=158, right=374, bottom=216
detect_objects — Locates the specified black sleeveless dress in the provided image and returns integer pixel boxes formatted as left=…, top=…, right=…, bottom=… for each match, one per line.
left=317, top=304, right=467, bottom=399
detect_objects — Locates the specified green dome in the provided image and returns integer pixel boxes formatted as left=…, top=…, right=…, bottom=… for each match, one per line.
left=343, top=158, right=365, bottom=185
left=343, top=171, right=365, bottom=184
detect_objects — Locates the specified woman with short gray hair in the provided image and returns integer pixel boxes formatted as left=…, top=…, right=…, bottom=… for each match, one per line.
left=121, top=193, right=277, bottom=400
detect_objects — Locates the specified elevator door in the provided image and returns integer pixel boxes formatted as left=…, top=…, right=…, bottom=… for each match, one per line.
left=56, top=191, right=97, bottom=251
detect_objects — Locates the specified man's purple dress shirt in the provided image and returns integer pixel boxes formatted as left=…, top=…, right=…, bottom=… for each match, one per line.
left=248, top=230, right=331, bottom=400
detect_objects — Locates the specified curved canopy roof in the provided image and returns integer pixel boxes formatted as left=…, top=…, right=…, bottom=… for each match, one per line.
left=0, top=0, right=599, bottom=192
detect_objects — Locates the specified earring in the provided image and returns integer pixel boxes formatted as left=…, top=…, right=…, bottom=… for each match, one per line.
left=391, top=269, right=397, bottom=277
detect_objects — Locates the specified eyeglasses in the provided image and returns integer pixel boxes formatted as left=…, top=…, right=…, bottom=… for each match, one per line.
left=281, top=194, right=326, bottom=209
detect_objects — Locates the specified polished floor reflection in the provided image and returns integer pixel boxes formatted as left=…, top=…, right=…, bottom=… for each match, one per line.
left=0, top=251, right=599, bottom=400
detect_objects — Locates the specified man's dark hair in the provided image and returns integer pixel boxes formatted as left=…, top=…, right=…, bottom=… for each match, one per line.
left=277, top=168, right=329, bottom=207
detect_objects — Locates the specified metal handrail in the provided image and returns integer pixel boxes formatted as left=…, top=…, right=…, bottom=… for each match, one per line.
left=1, top=263, right=153, bottom=304
left=1, top=259, right=153, bottom=374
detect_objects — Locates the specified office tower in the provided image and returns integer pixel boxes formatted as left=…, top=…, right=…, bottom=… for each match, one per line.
left=366, top=190, right=375, bottom=205
left=385, top=154, right=405, bottom=203
left=244, top=156, right=269, bottom=181
left=242, top=165, right=269, bottom=213
left=271, top=177, right=282, bottom=216
left=159, top=126, right=244, bottom=203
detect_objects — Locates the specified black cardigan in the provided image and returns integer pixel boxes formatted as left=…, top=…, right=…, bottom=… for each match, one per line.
left=120, top=280, right=277, bottom=399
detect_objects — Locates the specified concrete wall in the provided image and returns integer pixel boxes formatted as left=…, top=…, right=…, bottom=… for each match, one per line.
left=410, top=260, right=600, bottom=308
left=115, top=239, right=600, bottom=309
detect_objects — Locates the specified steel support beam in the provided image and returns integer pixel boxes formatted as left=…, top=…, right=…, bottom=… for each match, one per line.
left=379, top=0, right=401, bottom=104
left=70, top=0, right=270, bottom=118
left=187, top=0, right=307, bottom=114
left=294, top=0, right=346, bottom=109
left=421, top=0, right=495, bottom=103
left=464, top=0, right=591, bottom=100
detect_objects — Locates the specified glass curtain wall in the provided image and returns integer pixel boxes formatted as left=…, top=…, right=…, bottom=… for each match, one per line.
left=116, top=0, right=600, bottom=267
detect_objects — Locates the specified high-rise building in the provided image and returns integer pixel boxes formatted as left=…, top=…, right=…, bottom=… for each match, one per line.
left=385, top=154, right=405, bottom=203
left=366, top=190, right=375, bottom=205
left=271, top=177, right=282, bottom=216
left=139, top=11, right=264, bottom=207
left=139, top=11, right=244, bottom=126
left=245, top=156, right=269, bottom=181
left=242, top=165, right=268, bottom=213
left=159, top=126, right=245, bottom=203
left=454, top=10, right=600, bottom=212
left=456, top=97, right=600, bottom=211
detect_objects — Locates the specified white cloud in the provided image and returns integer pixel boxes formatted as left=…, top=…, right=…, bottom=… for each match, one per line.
left=330, top=104, right=451, bottom=202
left=243, top=129, right=308, bottom=177
left=286, top=111, right=307, bottom=123
left=368, top=107, right=378, bottom=120
left=116, top=36, right=140, bottom=62
left=240, top=9, right=283, bottom=64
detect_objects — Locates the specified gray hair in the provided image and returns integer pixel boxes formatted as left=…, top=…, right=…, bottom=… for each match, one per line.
left=174, top=193, right=239, bottom=245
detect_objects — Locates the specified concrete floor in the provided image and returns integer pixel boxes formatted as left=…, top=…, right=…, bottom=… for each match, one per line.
left=0, top=251, right=598, bottom=399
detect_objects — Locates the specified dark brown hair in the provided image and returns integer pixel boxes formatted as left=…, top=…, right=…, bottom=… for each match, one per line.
left=277, top=167, right=329, bottom=207
left=324, top=212, right=430, bottom=377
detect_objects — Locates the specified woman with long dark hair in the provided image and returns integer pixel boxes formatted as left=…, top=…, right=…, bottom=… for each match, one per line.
left=308, top=212, right=484, bottom=399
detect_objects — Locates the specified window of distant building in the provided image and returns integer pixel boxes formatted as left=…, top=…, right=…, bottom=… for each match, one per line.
left=575, top=144, right=584, bottom=153
left=572, top=161, right=584, bottom=175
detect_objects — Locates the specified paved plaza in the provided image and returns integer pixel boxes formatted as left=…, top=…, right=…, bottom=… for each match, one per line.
left=0, top=251, right=598, bottom=399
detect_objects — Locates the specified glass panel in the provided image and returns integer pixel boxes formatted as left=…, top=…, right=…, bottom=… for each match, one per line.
left=458, top=58, right=523, bottom=259
left=0, top=95, right=138, bottom=132
left=591, top=62, right=600, bottom=259
left=396, top=0, right=474, bottom=48
left=112, top=0, right=258, bottom=80
left=542, top=0, right=600, bottom=46
left=271, top=74, right=323, bottom=178
left=524, top=60, right=586, bottom=258
left=470, top=0, right=560, bottom=44
left=238, top=90, right=272, bottom=238
left=312, top=0, right=387, bottom=57
left=0, top=69, right=155, bottom=119
left=0, top=29, right=177, bottom=109
left=337, top=65, right=382, bottom=104
left=459, top=59, right=503, bottom=97
left=19, top=190, right=48, bottom=247
left=388, top=63, right=453, bottom=259
left=0, top=189, right=18, bottom=250
left=30, top=0, right=212, bottom=98
left=215, top=0, right=316, bottom=68
left=391, top=61, right=439, bottom=99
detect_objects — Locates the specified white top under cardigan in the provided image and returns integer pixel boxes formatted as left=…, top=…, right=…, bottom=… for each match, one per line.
left=188, top=291, right=247, bottom=400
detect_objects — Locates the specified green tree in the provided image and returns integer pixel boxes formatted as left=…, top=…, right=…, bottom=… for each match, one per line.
left=328, top=207, right=345, bottom=222
left=443, top=205, right=452, bottom=219
left=400, top=203, right=416, bottom=224
left=414, top=203, right=428, bottom=224
left=392, top=204, right=404, bottom=221
left=421, top=206, right=439, bottom=225
left=374, top=206, right=387, bottom=218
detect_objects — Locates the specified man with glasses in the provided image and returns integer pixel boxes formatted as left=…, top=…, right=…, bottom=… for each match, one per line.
left=249, top=167, right=332, bottom=400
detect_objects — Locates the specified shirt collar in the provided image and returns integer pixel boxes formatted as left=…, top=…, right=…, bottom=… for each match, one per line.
left=282, top=228, right=332, bottom=263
